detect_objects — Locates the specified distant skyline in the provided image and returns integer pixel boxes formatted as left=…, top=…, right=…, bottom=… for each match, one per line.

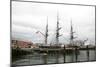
left=12, top=1, right=95, bottom=45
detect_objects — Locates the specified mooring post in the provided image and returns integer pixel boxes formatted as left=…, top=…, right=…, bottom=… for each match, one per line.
left=72, top=47, right=74, bottom=62
left=86, top=45, right=89, bottom=61
left=56, top=51, right=59, bottom=63
left=75, top=47, right=78, bottom=62
left=63, top=45, right=66, bottom=63
left=43, top=53, right=47, bottom=64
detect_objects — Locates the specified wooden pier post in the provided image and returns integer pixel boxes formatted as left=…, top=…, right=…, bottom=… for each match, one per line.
left=43, top=53, right=47, bottom=64
left=63, top=45, right=66, bottom=63
left=75, top=47, right=78, bottom=62
left=72, top=47, right=75, bottom=62
left=56, top=51, right=59, bottom=63
left=86, top=45, right=89, bottom=61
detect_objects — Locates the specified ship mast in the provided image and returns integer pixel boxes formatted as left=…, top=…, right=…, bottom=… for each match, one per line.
left=45, top=17, right=48, bottom=45
left=36, top=17, right=48, bottom=46
left=56, top=12, right=62, bottom=45
left=70, top=19, right=76, bottom=46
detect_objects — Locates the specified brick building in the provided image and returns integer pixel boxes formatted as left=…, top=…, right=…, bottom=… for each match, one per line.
left=12, top=40, right=33, bottom=48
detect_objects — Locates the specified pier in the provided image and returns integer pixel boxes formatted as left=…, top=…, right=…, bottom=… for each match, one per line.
left=19, top=45, right=95, bottom=54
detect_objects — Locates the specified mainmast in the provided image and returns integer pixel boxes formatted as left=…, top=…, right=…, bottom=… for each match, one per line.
left=45, top=17, right=48, bottom=45
left=56, top=12, right=62, bottom=45
left=36, top=17, right=48, bottom=46
left=70, top=19, right=76, bottom=46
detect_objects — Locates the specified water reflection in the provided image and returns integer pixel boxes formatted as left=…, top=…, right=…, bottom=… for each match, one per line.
left=12, top=50, right=96, bottom=65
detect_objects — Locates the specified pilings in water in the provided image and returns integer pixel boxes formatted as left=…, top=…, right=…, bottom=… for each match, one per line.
left=86, top=45, right=89, bottom=61
left=38, top=45, right=95, bottom=63
left=12, top=48, right=32, bottom=62
left=75, top=47, right=78, bottom=62
left=63, top=45, right=66, bottom=63
left=43, top=53, right=48, bottom=64
left=74, top=45, right=91, bottom=62
left=56, top=51, right=59, bottom=63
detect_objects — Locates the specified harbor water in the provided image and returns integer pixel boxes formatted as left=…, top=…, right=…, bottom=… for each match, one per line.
left=12, top=50, right=96, bottom=66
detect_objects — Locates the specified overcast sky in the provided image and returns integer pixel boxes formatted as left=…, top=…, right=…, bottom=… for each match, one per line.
left=12, top=1, right=95, bottom=44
